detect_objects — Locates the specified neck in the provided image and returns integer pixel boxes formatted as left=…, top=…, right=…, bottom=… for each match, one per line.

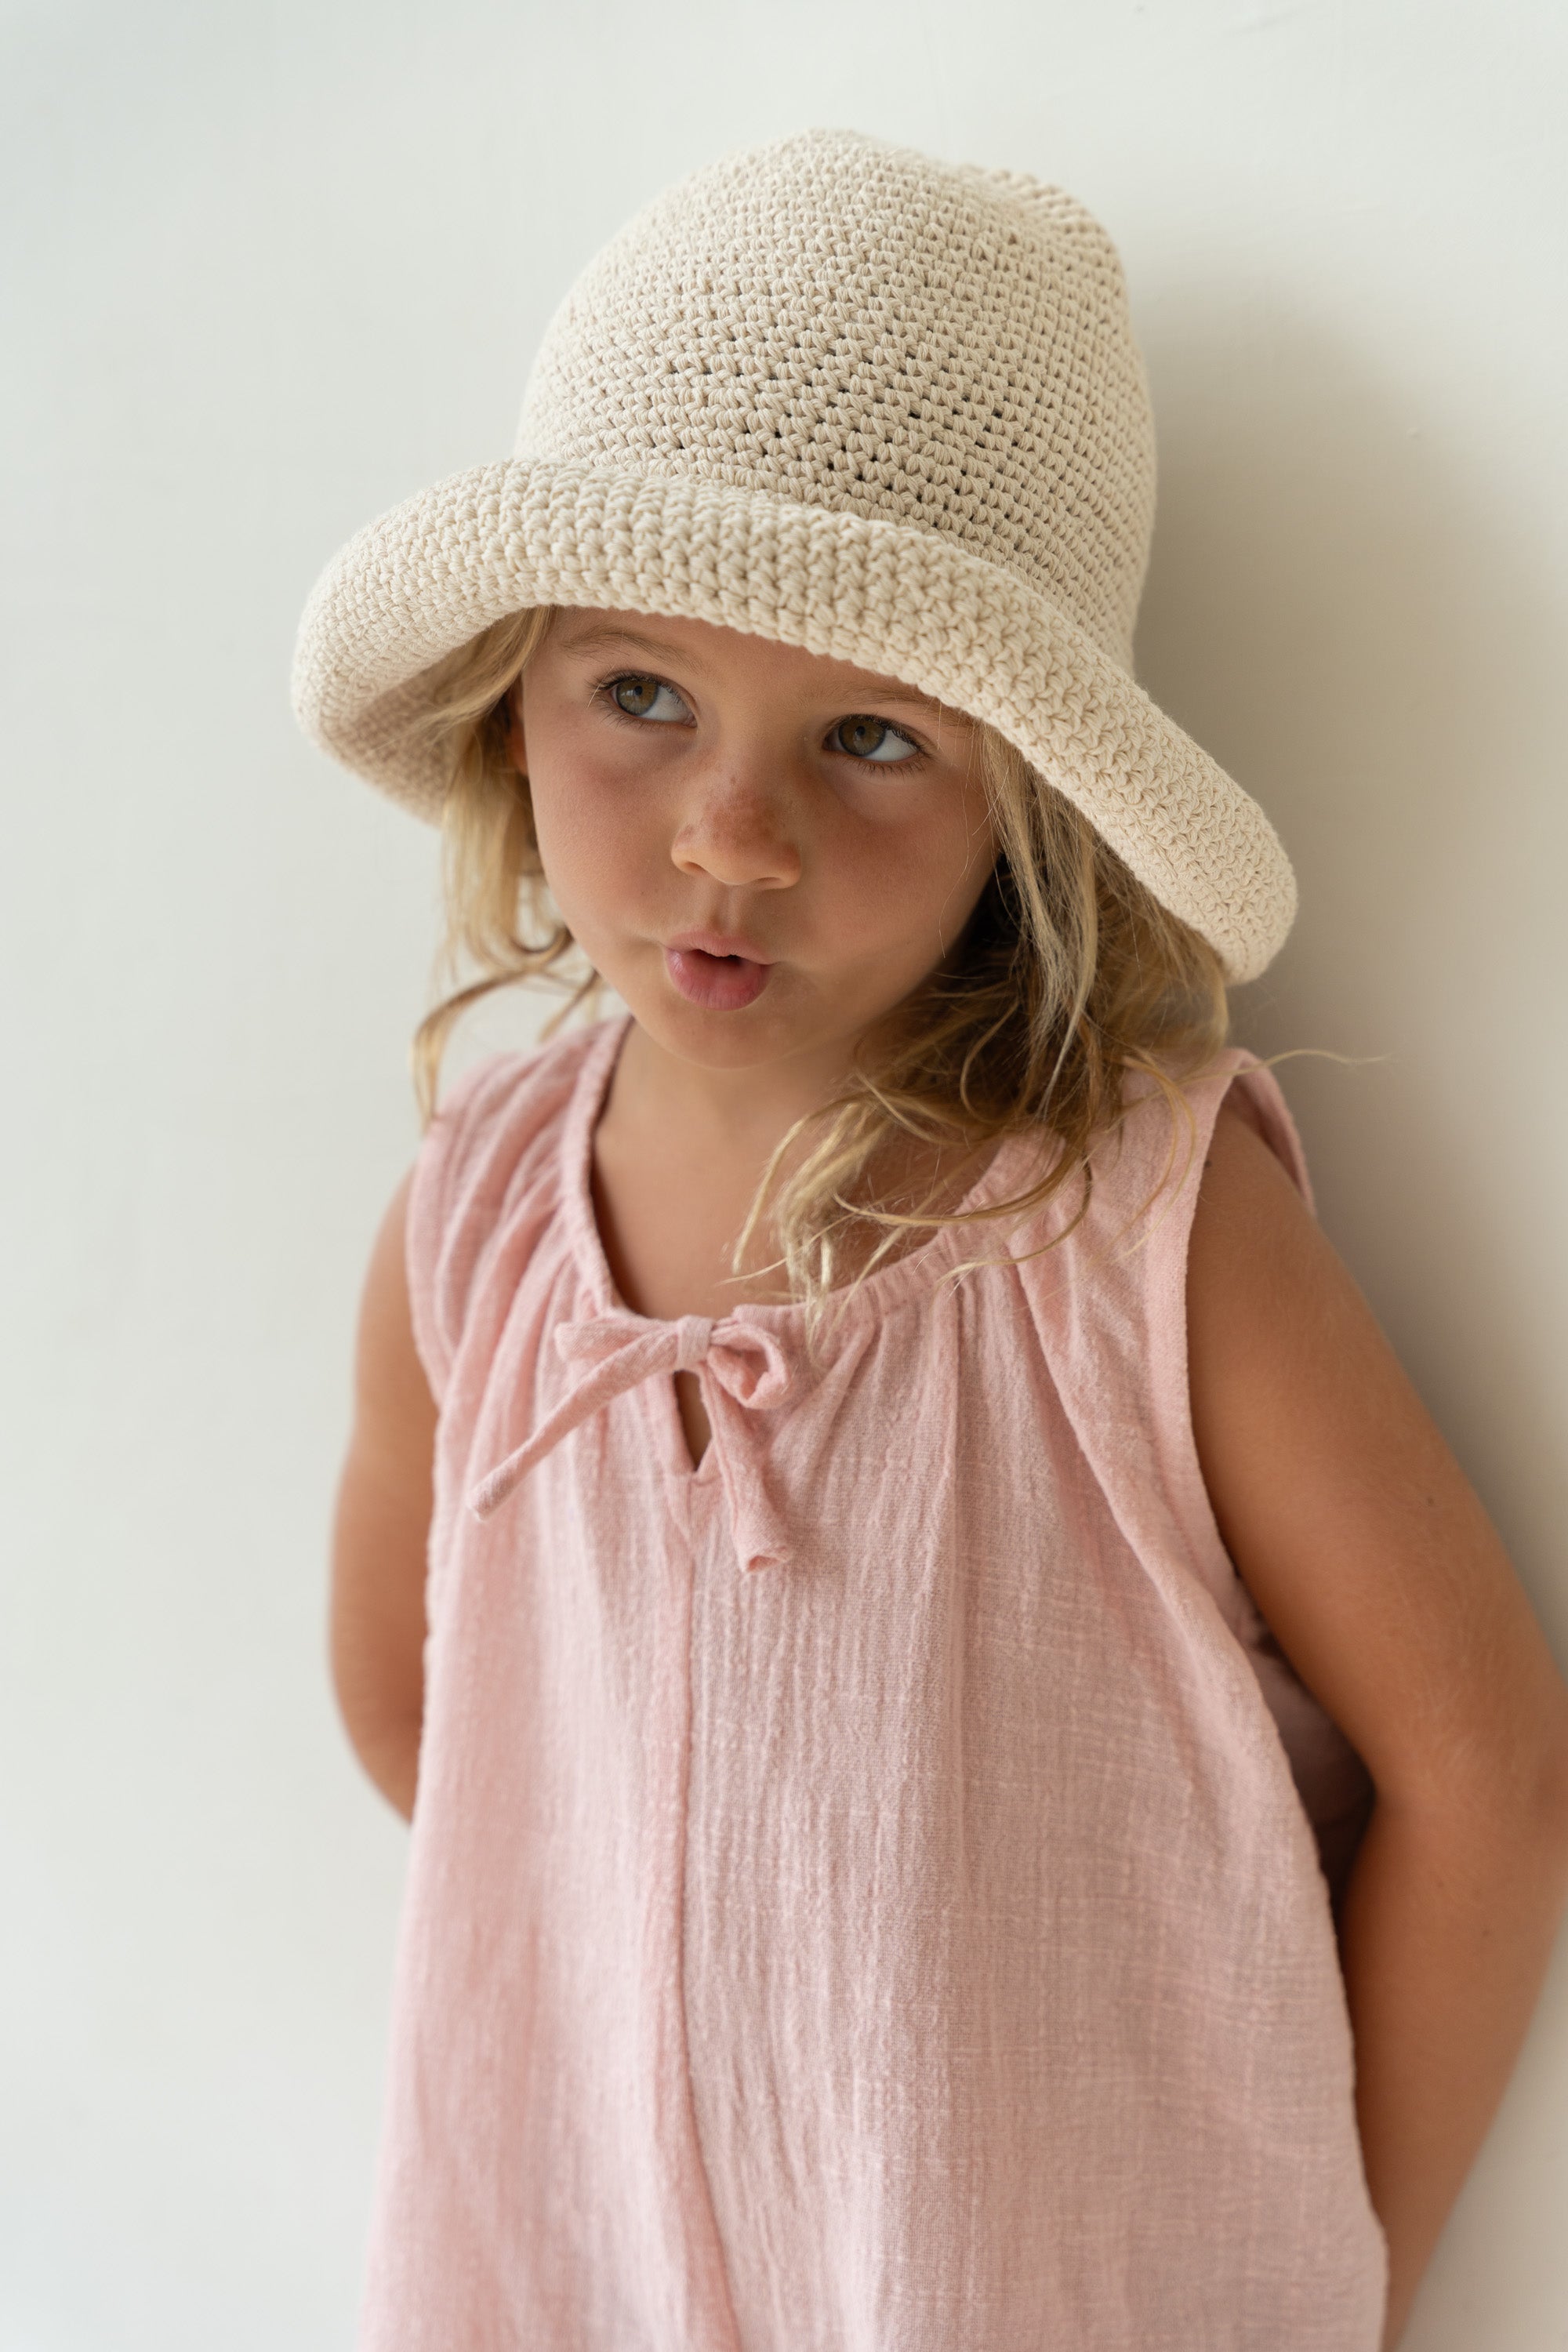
left=607, top=1016, right=862, bottom=1167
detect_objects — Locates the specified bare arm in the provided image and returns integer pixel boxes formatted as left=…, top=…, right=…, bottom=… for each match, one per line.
left=1187, top=1105, right=1568, bottom=2350
left=329, top=1168, right=437, bottom=1821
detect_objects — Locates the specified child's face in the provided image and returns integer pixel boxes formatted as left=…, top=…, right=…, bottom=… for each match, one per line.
left=509, top=608, right=997, bottom=1079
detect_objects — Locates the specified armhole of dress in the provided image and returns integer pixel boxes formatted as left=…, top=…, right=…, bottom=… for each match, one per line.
left=1143, top=1057, right=1377, bottom=1903
left=1141, top=1051, right=1315, bottom=1630
left=405, top=1122, right=453, bottom=1405
left=1211, top=1054, right=1316, bottom=1219
left=403, top=1053, right=516, bottom=1406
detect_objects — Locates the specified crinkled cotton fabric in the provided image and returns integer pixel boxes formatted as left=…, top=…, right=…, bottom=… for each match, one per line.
left=360, top=1013, right=1387, bottom=2351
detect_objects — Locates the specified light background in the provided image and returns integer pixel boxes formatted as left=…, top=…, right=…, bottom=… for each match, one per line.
left=3, top=2, right=1565, bottom=2343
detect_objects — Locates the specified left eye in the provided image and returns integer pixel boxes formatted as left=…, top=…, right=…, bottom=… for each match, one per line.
left=833, top=715, right=920, bottom=764
left=608, top=674, right=690, bottom=722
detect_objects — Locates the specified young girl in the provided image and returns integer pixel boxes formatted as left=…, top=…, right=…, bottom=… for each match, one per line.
left=293, top=129, right=1568, bottom=2351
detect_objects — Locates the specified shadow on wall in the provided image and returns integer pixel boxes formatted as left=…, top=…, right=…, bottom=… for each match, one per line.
left=1134, top=289, right=1567, bottom=1642
left=1134, top=289, right=1568, bottom=2351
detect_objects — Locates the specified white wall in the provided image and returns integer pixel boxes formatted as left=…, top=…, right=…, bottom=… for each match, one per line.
left=3, top=2, right=1564, bottom=2343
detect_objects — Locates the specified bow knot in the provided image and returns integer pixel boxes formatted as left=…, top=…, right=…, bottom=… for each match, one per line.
left=558, top=1312, right=717, bottom=1377
left=466, top=1308, right=794, bottom=1572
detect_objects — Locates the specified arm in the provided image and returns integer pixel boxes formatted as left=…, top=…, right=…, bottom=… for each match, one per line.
left=1187, top=1105, right=1568, bottom=2350
left=329, top=1167, right=438, bottom=1821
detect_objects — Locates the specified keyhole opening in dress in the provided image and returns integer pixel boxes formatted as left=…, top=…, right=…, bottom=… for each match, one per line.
left=673, top=1368, right=711, bottom=1470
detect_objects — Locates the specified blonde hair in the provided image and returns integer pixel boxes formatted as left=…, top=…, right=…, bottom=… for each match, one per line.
left=405, top=608, right=1230, bottom=1319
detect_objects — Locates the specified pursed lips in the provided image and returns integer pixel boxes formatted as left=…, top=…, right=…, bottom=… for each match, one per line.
left=662, top=931, right=776, bottom=1011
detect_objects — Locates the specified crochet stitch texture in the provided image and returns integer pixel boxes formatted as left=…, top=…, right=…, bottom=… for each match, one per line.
left=291, top=127, right=1297, bottom=981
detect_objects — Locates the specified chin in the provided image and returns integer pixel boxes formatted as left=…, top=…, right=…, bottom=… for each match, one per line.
left=632, top=988, right=822, bottom=1071
left=593, top=937, right=902, bottom=1075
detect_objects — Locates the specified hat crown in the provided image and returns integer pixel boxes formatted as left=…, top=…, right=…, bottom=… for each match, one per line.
left=514, top=129, right=1156, bottom=670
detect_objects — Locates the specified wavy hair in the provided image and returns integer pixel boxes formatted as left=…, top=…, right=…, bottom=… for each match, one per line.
left=404, top=607, right=1231, bottom=1322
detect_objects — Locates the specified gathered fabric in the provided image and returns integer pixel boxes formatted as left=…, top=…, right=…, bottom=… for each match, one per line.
left=361, top=1013, right=1387, bottom=2352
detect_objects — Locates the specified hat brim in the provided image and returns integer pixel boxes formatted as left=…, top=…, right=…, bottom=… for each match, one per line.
left=291, top=459, right=1294, bottom=983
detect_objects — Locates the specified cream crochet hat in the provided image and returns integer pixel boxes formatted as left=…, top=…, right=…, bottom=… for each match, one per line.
left=292, top=127, right=1294, bottom=981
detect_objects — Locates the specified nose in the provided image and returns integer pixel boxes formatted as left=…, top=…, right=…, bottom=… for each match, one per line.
left=670, top=762, right=802, bottom=891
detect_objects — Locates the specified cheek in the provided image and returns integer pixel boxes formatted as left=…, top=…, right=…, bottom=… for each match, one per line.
left=526, top=750, right=657, bottom=924
left=826, top=791, right=995, bottom=947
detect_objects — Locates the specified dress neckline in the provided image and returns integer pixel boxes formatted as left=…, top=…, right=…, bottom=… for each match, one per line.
left=556, top=1012, right=1043, bottom=1337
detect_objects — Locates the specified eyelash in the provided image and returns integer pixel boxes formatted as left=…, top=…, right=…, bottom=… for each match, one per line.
left=590, top=670, right=930, bottom=768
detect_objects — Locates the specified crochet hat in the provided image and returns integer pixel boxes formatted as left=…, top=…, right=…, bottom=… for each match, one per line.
left=291, top=127, right=1294, bottom=982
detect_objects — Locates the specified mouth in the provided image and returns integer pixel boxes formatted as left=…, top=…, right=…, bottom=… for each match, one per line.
left=663, top=934, right=775, bottom=1013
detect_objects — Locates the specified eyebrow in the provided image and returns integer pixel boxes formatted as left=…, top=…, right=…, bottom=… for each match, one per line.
left=554, top=621, right=953, bottom=715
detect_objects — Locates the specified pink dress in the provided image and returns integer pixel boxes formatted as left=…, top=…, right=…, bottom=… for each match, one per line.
left=363, top=1011, right=1388, bottom=2350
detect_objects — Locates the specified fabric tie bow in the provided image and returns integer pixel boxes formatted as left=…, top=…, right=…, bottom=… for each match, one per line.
left=466, top=1312, right=795, bottom=1573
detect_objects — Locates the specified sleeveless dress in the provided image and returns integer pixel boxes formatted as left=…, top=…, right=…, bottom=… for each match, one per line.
left=361, top=1012, right=1388, bottom=2351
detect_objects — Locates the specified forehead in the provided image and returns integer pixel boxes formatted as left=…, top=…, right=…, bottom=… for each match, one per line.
left=547, top=606, right=963, bottom=715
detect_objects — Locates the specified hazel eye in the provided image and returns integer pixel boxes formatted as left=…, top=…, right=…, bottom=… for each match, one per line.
left=833, top=714, right=920, bottom=764
left=609, top=673, right=688, bottom=721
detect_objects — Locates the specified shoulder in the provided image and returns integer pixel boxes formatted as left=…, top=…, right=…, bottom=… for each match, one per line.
left=1184, top=1074, right=1382, bottom=1535
left=419, top=1018, right=604, bottom=1194
left=995, top=1053, right=1326, bottom=1626
left=405, top=1015, right=615, bottom=1396
left=1185, top=1079, right=1324, bottom=1339
left=346, top=1162, right=437, bottom=1506
left=1192, top=1087, right=1315, bottom=1240
left=1062, top=1050, right=1315, bottom=1265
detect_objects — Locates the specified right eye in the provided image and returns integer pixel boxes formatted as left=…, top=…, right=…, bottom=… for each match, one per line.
left=608, top=673, right=690, bottom=722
